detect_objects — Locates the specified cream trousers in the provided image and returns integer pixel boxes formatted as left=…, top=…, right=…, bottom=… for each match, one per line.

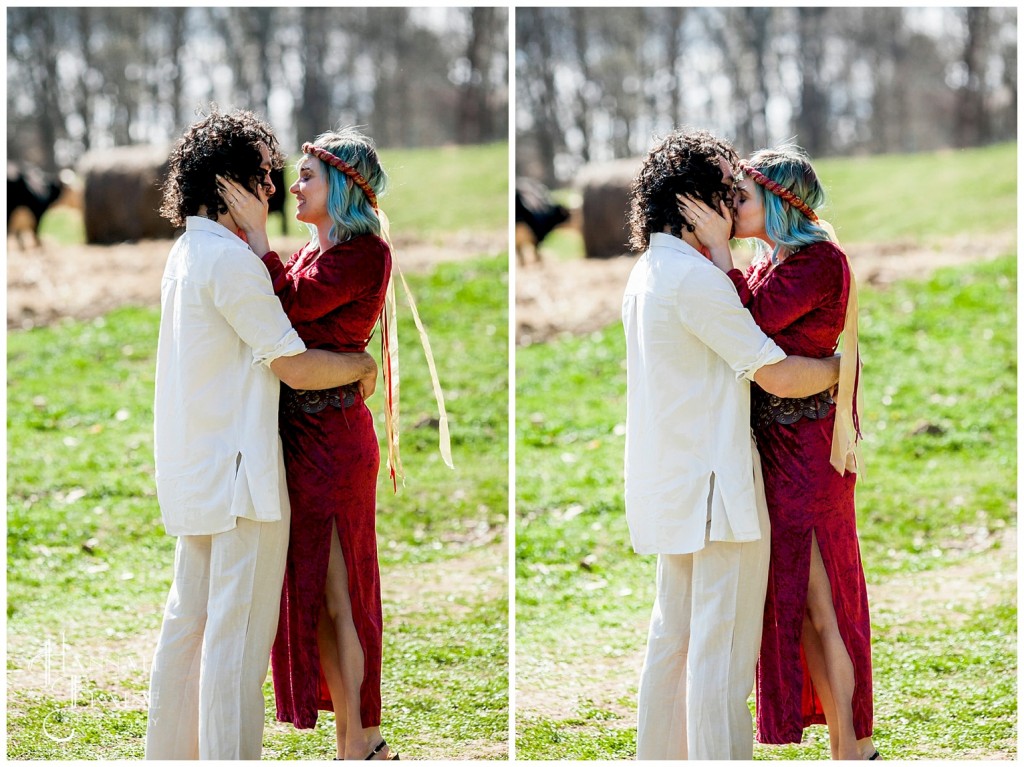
left=145, top=506, right=289, bottom=760
left=636, top=456, right=772, bottom=760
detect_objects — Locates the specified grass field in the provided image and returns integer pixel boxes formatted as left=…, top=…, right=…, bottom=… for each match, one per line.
left=8, top=142, right=510, bottom=759
left=515, top=143, right=1017, bottom=759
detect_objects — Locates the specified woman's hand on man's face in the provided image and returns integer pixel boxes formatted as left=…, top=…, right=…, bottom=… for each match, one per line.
left=217, top=174, right=268, bottom=234
left=676, top=193, right=733, bottom=251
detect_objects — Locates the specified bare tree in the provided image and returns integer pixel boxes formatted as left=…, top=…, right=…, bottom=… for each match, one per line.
left=210, top=8, right=278, bottom=119
left=457, top=7, right=497, bottom=144
left=8, top=8, right=66, bottom=169
left=167, top=8, right=187, bottom=132
left=294, top=8, right=333, bottom=146
left=795, top=8, right=828, bottom=156
left=569, top=8, right=595, bottom=164
left=663, top=7, right=686, bottom=128
left=956, top=7, right=991, bottom=147
left=516, top=8, right=565, bottom=184
left=73, top=8, right=96, bottom=152
left=708, top=8, right=773, bottom=153
left=9, top=6, right=509, bottom=169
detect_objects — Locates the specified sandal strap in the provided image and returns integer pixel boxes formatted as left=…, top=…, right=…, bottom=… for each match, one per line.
left=365, top=740, right=388, bottom=760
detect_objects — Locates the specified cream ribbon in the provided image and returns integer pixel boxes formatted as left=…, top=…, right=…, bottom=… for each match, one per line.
left=377, top=210, right=454, bottom=489
left=819, top=220, right=863, bottom=476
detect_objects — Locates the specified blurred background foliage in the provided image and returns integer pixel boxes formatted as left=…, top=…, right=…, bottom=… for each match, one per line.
left=8, top=7, right=509, bottom=170
left=516, top=7, right=1016, bottom=184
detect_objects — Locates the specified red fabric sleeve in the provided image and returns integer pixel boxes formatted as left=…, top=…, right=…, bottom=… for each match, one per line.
left=260, top=251, right=289, bottom=294
left=726, top=268, right=752, bottom=305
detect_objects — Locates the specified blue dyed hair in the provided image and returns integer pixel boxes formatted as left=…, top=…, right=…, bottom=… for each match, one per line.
left=746, top=144, right=830, bottom=256
left=300, top=127, right=388, bottom=246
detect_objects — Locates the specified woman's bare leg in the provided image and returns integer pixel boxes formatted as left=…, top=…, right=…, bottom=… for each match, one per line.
left=321, top=524, right=388, bottom=760
left=801, top=614, right=841, bottom=759
left=804, top=531, right=875, bottom=759
left=317, top=603, right=349, bottom=758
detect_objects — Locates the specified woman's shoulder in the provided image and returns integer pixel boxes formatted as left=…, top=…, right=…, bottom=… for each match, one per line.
left=788, top=239, right=849, bottom=300
left=792, top=239, right=848, bottom=274
left=796, top=238, right=846, bottom=261
left=328, top=233, right=390, bottom=260
left=322, top=234, right=391, bottom=282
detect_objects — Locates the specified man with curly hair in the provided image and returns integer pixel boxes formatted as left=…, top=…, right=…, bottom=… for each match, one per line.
left=146, top=109, right=378, bottom=760
left=622, top=129, right=841, bottom=759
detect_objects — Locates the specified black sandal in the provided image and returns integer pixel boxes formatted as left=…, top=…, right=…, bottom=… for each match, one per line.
left=869, top=752, right=881, bottom=760
left=365, top=740, right=399, bottom=760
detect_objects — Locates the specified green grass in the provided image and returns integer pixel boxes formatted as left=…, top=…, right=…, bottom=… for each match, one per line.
left=39, top=142, right=509, bottom=245
left=816, top=141, right=1016, bottom=244
left=7, top=254, right=509, bottom=759
left=515, top=255, right=1016, bottom=759
left=382, top=143, right=508, bottom=235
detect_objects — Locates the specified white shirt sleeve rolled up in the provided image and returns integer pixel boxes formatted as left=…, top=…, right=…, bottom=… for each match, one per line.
left=676, top=263, right=784, bottom=382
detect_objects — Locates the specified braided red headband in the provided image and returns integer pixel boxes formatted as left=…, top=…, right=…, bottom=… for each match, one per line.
left=740, top=161, right=818, bottom=223
left=302, top=142, right=378, bottom=210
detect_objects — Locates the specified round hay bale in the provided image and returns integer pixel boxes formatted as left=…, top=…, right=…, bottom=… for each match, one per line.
left=80, top=145, right=177, bottom=244
left=577, top=157, right=642, bottom=259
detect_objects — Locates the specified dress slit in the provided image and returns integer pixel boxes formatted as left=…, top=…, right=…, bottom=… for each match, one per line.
left=272, top=400, right=383, bottom=730
left=743, top=242, right=873, bottom=745
left=262, top=234, right=391, bottom=734
left=301, top=515, right=381, bottom=727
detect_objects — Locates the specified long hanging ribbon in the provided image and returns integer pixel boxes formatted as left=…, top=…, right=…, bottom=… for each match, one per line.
left=376, top=209, right=454, bottom=491
left=819, top=220, right=864, bottom=476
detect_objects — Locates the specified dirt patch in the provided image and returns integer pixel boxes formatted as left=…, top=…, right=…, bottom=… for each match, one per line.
left=516, top=629, right=645, bottom=723
left=871, top=525, right=1017, bottom=628
left=7, top=228, right=506, bottom=330
left=516, top=231, right=1016, bottom=345
left=384, top=534, right=507, bottom=617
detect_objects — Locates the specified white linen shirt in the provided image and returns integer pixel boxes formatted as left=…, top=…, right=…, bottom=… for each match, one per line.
left=622, top=233, right=786, bottom=555
left=154, top=216, right=306, bottom=536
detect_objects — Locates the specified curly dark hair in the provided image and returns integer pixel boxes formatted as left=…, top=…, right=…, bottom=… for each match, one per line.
left=160, top=108, right=284, bottom=227
left=627, top=128, right=738, bottom=252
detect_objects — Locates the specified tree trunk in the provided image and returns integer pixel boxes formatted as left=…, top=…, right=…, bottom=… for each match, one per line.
left=957, top=7, right=990, bottom=147
left=75, top=8, right=94, bottom=152
left=31, top=10, right=63, bottom=171
left=796, top=8, right=828, bottom=155
left=169, top=8, right=187, bottom=132
left=296, top=8, right=331, bottom=147
left=457, top=7, right=492, bottom=144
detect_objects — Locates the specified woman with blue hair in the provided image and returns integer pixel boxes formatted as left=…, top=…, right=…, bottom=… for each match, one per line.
left=680, top=145, right=877, bottom=760
left=222, top=127, right=399, bottom=760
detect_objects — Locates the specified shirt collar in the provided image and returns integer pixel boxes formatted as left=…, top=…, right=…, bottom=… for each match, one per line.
left=649, top=231, right=704, bottom=260
left=185, top=215, right=250, bottom=248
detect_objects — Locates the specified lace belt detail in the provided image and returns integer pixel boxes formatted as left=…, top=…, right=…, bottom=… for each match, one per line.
left=282, top=384, right=357, bottom=416
left=753, top=388, right=834, bottom=430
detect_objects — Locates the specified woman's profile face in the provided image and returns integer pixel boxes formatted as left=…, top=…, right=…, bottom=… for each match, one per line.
left=290, top=156, right=329, bottom=225
left=732, top=175, right=766, bottom=240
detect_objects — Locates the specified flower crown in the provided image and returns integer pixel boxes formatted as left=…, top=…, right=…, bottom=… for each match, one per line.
left=739, top=161, right=818, bottom=223
left=302, top=142, right=378, bottom=210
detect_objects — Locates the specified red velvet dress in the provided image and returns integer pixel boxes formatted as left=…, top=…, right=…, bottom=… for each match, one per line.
left=729, top=240, right=873, bottom=744
left=262, top=234, right=391, bottom=729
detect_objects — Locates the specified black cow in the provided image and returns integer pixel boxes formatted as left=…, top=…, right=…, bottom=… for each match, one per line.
left=515, top=177, right=569, bottom=265
left=7, top=163, right=65, bottom=248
